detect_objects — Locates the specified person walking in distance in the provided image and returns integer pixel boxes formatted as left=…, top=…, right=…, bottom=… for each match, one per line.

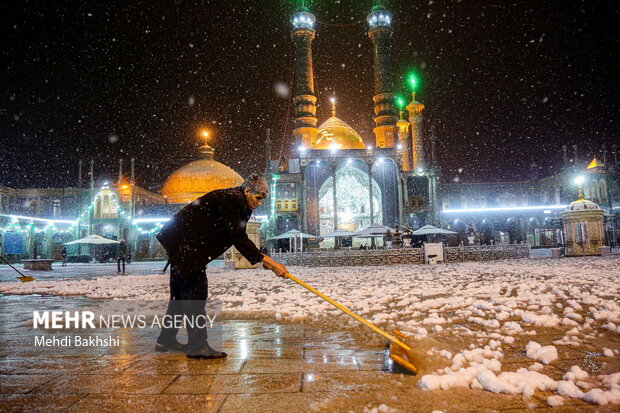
left=117, top=240, right=128, bottom=274
left=61, top=246, right=67, bottom=266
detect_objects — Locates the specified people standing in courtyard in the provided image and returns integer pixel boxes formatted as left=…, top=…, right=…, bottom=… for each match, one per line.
left=156, top=174, right=289, bottom=359
left=117, top=239, right=127, bottom=274
left=61, top=246, right=67, bottom=266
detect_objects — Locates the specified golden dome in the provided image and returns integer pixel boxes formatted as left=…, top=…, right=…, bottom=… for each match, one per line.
left=314, top=116, right=366, bottom=150
left=161, top=144, right=243, bottom=204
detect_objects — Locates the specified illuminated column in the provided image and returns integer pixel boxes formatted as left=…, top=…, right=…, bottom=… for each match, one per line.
left=406, top=84, right=426, bottom=172
left=301, top=165, right=308, bottom=232
left=291, top=5, right=318, bottom=148
left=368, top=2, right=397, bottom=148
left=366, top=159, right=375, bottom=225
left=429, top=133, right=440, bottom=225
left=331, top=161, right=338, bottom=231
left=396, top=108, right=411, bottom=171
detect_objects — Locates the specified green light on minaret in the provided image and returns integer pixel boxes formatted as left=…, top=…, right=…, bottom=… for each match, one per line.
left=396, top=96, right=405, bottom=109
left=407, top=73, right=419, bottom=91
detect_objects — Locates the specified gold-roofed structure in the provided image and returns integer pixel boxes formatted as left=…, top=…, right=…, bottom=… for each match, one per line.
left=161, top=143, right=243, bottom=204
left=313, top=117, right=366, bottom=150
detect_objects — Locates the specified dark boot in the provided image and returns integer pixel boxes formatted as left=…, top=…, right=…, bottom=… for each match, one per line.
left=187, top=347, right=227, bottom=359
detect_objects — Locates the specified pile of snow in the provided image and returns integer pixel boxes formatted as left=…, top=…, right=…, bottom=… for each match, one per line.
left=525, top=341, right=558, bottom=364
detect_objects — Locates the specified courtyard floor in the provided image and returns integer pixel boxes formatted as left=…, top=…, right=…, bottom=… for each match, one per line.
left=0, top=257, right=619, bottom=412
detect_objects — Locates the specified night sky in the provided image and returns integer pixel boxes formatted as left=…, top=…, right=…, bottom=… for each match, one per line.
left=1, top=0, right=618, bottom=191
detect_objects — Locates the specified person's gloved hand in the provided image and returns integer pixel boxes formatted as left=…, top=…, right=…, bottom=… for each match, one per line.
left=261, top=255, right=289, bottom=278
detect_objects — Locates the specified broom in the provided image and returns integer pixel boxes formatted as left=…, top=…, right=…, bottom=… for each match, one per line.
left=285, top=272, right=417, bottom=374
left=0, top=255, right=36, bottom=282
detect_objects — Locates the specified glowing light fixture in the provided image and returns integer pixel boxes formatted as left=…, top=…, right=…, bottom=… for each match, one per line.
left=407, top=73, right=419, bottom=91
left=0, top=213, right=76, bottom=224
left=132, top=217, right=170, bottom=224
left=442, top=205, right=567, bottom=213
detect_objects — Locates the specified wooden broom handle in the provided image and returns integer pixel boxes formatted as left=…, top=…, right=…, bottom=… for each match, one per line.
left=285, top=273, right=411, bottom=351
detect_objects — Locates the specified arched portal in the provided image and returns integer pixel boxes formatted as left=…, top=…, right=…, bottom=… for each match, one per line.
left=318, top=164, right=382, bottom=235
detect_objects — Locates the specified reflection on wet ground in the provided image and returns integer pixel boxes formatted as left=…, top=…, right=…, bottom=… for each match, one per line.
left=0, top=260, right=223, bottom=283
left=0, top=295, right=616, bottom=412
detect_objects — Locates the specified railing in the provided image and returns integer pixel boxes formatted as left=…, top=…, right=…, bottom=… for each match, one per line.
left=444, top=244, right=530, bottom=262
left=271, top=244, right=530, bottom=267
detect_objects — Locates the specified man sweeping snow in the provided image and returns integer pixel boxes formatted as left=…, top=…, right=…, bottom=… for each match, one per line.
left=155, top=173, right=288, bottom=359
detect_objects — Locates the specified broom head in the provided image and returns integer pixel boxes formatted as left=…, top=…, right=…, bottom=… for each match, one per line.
left=388, top=329, right=417, bottom=374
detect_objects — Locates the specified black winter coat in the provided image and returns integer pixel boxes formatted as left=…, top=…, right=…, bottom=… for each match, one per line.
left=156, top=186, right=263, bottom=278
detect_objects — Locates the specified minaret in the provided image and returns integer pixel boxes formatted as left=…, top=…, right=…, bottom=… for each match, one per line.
left=367, top=1, right=397, bottom=148
left=264, top=128, right=272, bottom=173
left=396, top=102, right=411, bottom=171
left=406, top=81, right=426, bottom=172
left=77, top=159, right=83, bottom=188
left=429, top=127, right=440, bottom=225
left=562, top=145, right=569, bottom=169
left=291, top=2, right=318, bottom=148
left=89, top=159, right=94, bottom=189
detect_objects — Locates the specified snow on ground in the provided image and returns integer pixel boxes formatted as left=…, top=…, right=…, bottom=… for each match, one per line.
left=1, top=256, right=619, bottom=406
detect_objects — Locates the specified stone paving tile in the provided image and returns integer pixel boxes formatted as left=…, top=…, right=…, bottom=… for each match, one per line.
left=242, top=358, right=359, bottom=374
left=32, top=374, right=178, bottom=394
left=224, top=344, right=305, bottom=359
left=0, top=393, right=85, bottom=412
left=66, top=393, right=227, bottom=412
left=162, top=374, right=216, bottom=394
left=130, top=358, right=245, bottom=374
left=302, top=371, right=416, bottom=393
left=0, top=357, right=136, bottom=375
left=0, top=374, right=53, bottom=394
left=303, top=348, right=364, bottom=358
left=208, top=373, right=302, bottom=394
left=219, top=392, right=349, bottom=413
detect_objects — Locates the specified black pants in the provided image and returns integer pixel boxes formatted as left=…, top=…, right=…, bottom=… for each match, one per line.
left=117, top=258, right=125, bottom=274
left=61, top=257, right=67, bottom=266
left=157, top=265, right=209, bottom=352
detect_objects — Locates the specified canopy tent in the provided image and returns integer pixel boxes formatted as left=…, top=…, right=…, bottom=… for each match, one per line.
left=268, top=229, right=316, bottom=240
left=321, top=229, right=354, bottom=238
left=268, top=229, right=317, bottom=253
left=63, top=234, right=120, bottom=245
left=321, top=229, right=354, bottom=249
left=412, top=225, right=457, bottom=236
left=352, top=224, right=395, bottom=238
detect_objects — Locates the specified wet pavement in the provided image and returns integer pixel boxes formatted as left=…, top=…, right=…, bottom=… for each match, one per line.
left=1, top=296, right=617, bottom=412
left=0, top=260, right=224, bottom=283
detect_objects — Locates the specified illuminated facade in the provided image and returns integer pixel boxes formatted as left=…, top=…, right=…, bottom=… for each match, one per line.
left=261, top=2, right=620, bottom=249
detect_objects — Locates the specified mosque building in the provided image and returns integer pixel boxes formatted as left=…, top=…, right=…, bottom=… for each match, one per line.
left=1, top=1, right=619, bottom=262
left=261, top=1, right=619, bottom=248
left=262, top=2, right=440, bottom=245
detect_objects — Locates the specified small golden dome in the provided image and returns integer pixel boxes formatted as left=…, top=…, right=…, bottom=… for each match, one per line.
left=314, top=116, right=366, bottom=150
left=161, top=144, right=243, bottom=204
